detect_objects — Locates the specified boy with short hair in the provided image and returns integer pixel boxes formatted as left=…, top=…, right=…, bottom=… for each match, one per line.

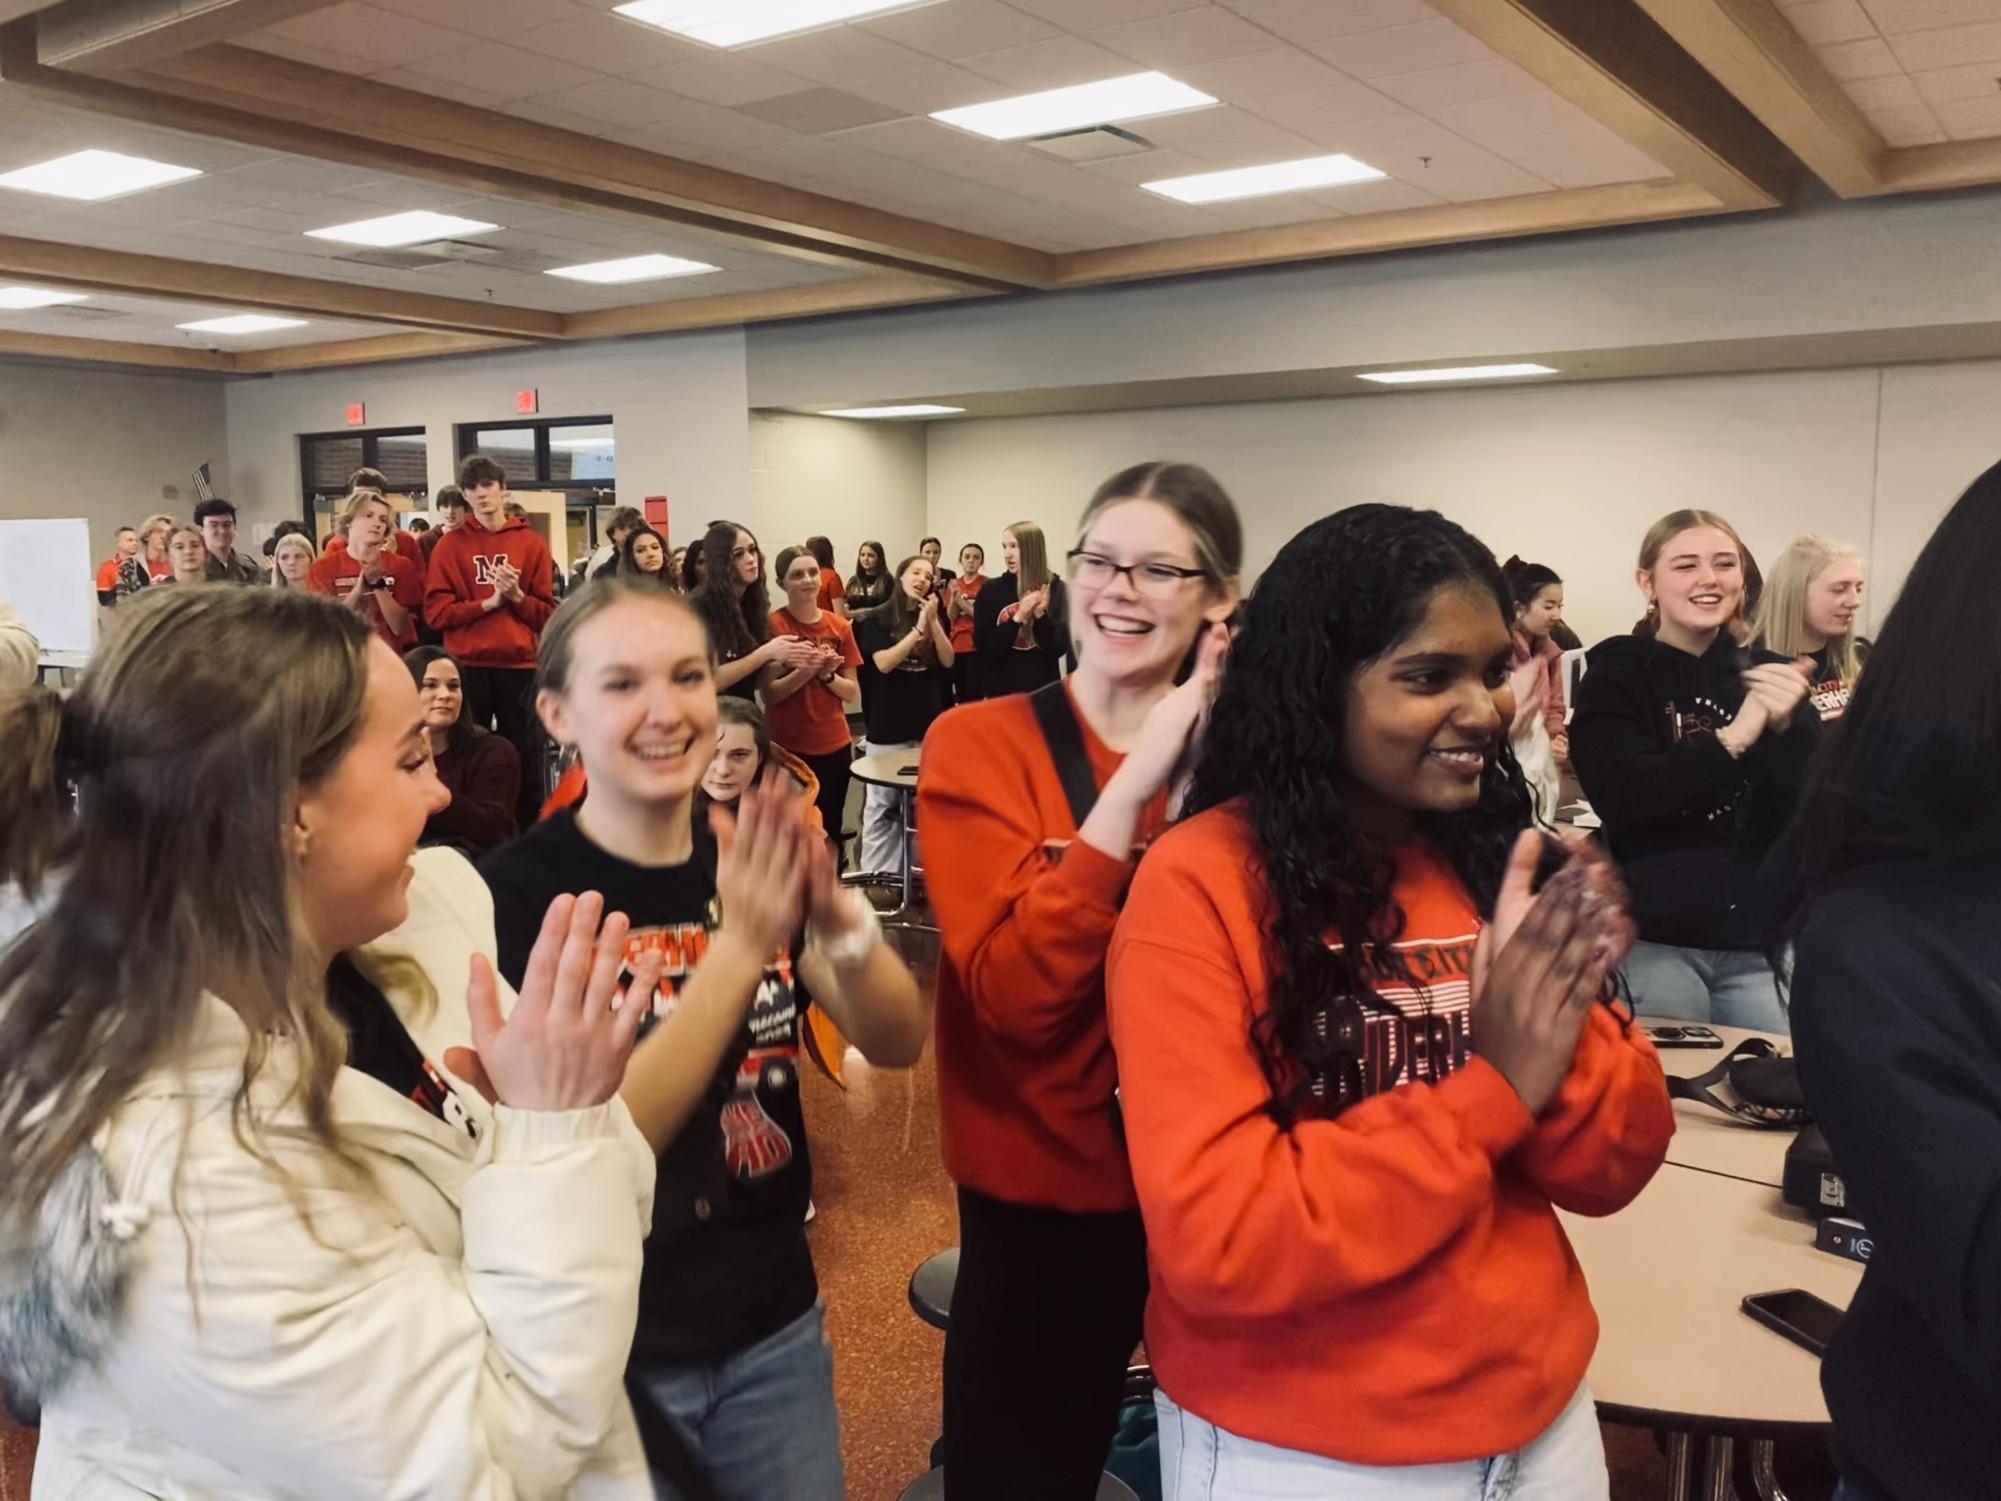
left=95, top=527, right=150, bottom=606
left=425, top=455, right=553, bottom=826
left=192, top=498, right=264, bottom=585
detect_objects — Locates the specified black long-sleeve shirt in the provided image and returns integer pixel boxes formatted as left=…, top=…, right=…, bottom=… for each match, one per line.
left=1790, top=856, right=2001, bottom=1500
left=972, top=572, right=1069, bottom=698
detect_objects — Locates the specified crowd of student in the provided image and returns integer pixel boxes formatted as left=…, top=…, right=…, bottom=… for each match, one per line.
left=0, top=442, right=1986, bottom=1501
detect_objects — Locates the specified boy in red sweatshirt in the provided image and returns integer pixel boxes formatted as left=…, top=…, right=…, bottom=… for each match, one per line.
left=425, top=453, right=553, bottom=828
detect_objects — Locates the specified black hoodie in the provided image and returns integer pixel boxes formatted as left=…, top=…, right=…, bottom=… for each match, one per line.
left=1569, top=631, right=1818, bottom=951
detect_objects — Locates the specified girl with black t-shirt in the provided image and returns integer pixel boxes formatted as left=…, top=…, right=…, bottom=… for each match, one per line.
left=856, top=554, right=953, bottom=876
left=1756, top=535, right=1867, bottom=722
left=478, top=577, right=928, bottom=1501
left=845, top=541, right=891, bottom=616
left=691, top=521, right=821, bottom=703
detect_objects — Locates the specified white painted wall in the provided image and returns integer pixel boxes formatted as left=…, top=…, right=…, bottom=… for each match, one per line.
left=920, top=363, right=1995, bottom=649
left=224, top=329, right=752, bottom=546
left=0, top=358, right=227, bottom=570
left=748, top=411, right=927, bottom=566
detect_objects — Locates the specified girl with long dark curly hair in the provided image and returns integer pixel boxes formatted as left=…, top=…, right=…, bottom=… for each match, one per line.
left=691, top=521, right=822, bottom=703
left=920, top=461, right=1242, bottom=1501
left=1107, top=503, right=1673, bottom=1497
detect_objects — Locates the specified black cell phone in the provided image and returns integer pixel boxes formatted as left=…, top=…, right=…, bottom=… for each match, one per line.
left=1644, top=1023, right=1728, bottom=1049
left=1742, top=1288, right=1843, bottom=1356
left=899, top=763, right=920, bottom=776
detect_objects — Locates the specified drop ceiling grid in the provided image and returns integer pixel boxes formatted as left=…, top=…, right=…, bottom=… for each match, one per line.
left=242, top=0, right=1672, bottom=253
left=0, top=289, right=405, bottom=349
left=1777, top=0, right=2001, bottom=145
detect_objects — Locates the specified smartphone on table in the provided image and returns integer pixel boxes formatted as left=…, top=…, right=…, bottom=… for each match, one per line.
left=1741, top=1288, right=1844, bottom=1356
left=1644, top=1023, right=1727, bottom=1049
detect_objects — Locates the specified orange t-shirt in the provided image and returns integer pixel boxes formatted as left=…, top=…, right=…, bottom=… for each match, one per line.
left=817, top=567, right=843, bottom=614
left=947, top=573, right=985, bottom=654
left=308, top=547, right=424, bottom=650
left=1107, top=807, right=1674, bottom=1465
left=765, top=607, right=861, bottom=757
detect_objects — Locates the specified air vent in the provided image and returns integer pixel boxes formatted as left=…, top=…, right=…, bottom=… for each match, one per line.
left=1025, top=124, right=1153, bottom=162
left=45, top=304, right=130, bottom=322
left=331, top=239, right=565, bottom=274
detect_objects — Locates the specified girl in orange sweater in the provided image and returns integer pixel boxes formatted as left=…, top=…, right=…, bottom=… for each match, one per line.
left=919, top=462, right=1242, bottom=1501
left=1108, top=504, right=1673, bottom=1498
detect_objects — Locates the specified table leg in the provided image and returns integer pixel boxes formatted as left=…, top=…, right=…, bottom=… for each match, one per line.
left=1665, top=1433, right=1697, bottom=1499
left=1748, top=1440, right=1790, bottom=1501
left=1701, top=1436, right=1735, bottom=1501
left=898, top=787, right=915, bottom=914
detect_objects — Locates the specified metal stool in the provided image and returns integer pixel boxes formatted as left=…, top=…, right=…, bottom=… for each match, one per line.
left=908, top=1247, right=959, bottom=1332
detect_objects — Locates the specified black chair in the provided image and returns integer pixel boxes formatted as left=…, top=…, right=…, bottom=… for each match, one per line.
left=908, top=1246, right=958, bottom=1332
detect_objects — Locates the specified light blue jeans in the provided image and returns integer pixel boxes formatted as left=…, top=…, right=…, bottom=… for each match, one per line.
left=1156, top=1383, right=1607, bottom=1500
left=1620, top=941, right=1789, bottom=1035
left=631, top=1300, right=844, bottom=1501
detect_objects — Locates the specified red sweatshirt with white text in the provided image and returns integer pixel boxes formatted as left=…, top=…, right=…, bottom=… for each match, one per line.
left=424, top=513, right=554, bottom=669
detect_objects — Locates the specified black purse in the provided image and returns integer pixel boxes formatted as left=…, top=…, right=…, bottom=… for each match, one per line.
left=1666, top=1037, right=1809, bottom=1128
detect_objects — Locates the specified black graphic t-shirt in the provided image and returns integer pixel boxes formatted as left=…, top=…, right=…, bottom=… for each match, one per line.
left=479, top=809, right=816, bottom=1365
left=327, top=955, right=479, bottom=1140
left=858, top=612, right=947, bottom=744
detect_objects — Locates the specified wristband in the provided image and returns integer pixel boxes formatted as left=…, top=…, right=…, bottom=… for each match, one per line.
left=809, top=891, right=882, bottom=968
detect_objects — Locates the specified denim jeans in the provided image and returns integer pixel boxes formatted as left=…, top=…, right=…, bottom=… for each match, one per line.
left=1620, top=941, right=1789, bottom=1035
left=858, top=739, right=918, bottom=876
left=630, top=1300, right=844, bottom=1501
left=1155, top=1384, right=1607, bottom=1500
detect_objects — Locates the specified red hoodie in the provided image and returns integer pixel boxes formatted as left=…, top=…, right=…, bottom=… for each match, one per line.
left=424, top=513, right=554, bottom=669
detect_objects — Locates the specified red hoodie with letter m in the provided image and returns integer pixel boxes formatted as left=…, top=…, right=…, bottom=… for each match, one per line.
left=424, top=513, right=555, bottom=669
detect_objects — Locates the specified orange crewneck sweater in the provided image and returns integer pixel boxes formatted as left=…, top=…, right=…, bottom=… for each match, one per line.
left=1107, top=806, right=1673, bottom=1465
left=917, top=688, right=1169, bottom=1212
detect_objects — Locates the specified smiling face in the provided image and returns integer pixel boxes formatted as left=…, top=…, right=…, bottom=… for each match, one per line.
left=296, top=638, right=450, bottom=957
left=1642, top=525, right=1743, bottom=643
left=631, top=532, right=666, bottom=575
left=538, top=598, right=718, bottom=809
left=417, top=657, right=463, bottom=733
left=899, top=557, right=935, bottom=603
left=701, top=720, right=761, bottom=805
left=1068, top=498, right=1234, bottom=690
left=1805, top=556, right=1865, bottom=644
left=1516, top=583, right=1563, bottom=641
left=1340, top=582, right=1514, bottom=829
left=783, top=551, right=822, bottom=610
left=200, top=511, right=237, bottom=560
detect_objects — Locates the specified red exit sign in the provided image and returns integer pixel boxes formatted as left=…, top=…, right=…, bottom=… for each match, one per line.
left=344, top=402, right=365, bottom=426
left=515, top=389, right=539, bottom=415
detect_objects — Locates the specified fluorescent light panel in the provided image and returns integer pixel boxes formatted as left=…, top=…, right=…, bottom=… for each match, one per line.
left=547, top=253, right=720, bottom=284
left=932, top=72, right=1216, bottom=141
left=0, top=286, right=89, bottom=310
left=821, top=404, right=964, bottom=419
left=306, top=210, right=499, bottom=247
left=177, top=314, right=309, bottom=335
left=0, top=149, right=201, bottom=202
left=1146, top=153, right=1384, bottom=204
left=613, top=0, right=931, bottom=46
left=1357, top=363, right=1558, bottom=385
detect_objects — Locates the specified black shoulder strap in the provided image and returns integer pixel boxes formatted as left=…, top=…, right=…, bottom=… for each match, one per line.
left=1029, top=680, right=1099, bottom=828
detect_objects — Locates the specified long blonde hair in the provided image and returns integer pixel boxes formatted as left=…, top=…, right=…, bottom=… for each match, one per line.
left=1007, top=520, right=1051, bottom=594
left=0, top=587, right=374, bottom=1241
left=1758, top=534, right=1863, bottom=681
left=137, top=512, right=178, bottom=558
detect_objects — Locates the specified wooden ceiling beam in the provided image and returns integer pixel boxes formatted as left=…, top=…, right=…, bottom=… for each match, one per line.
left=0, top=232, right=565, bottom=339
left=0, top=327, right=233, bottom=369
left=1629, top=0, right=1887, bottom=197
left=228, top=330, right=528, bottom=374
left=560, top=274, right=976, bottom=341
left=36, top=0, right=338, bottom=73
left=1428, top=0, right=1798, bottom=210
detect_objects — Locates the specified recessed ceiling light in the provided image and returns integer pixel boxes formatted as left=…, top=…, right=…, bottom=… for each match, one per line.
left=0, top=148, right=201, bottom=202
left=821, top=404, right=965, bottom=419
left=932, top=72, right=1216, bottom=142
left=0, top=286, right=90, bottom=310
left=613, top=0, right=934, bottom=47
left=1145, top=153, right=1386, bottom=204
left=305, top=210, right=499, bottom=248
left=547, top=253, right=721, bottom=284
left=1357, top=363, right=1559, bottom=385
left=177, top=314, right=309, bottom=335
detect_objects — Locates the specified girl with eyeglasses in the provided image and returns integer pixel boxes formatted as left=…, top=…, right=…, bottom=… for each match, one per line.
left=920, top=462, right=1242, bottom=1501
left=973, top=521, right=1070, bottom=699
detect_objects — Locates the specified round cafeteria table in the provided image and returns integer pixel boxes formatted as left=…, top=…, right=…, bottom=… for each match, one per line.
left=848, top=746, right=925, bottom=924
left=1562, top=1023, right=1861, bottom=1498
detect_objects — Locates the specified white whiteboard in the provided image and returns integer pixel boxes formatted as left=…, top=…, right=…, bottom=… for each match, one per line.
left=0, top=518, right=95, bottom=656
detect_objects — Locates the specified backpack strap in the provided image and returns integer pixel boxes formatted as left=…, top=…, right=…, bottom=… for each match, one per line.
left=1029, top=680, right=1099, bottom=829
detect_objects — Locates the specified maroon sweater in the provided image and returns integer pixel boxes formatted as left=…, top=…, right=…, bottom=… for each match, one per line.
left=423, top=733, right=520, bottom=855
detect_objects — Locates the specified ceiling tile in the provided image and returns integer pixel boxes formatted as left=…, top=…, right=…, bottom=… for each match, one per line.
left=626, top=50, right=814, bottom=106
left=1843, top=72, right=1923, bottom=108
left=1885, top=18, right=2001, bottom=68
left=529, top=77, right=682, bottom=127
left=959, top=33, right=1141, bottom=89
left=1236, top=79, right=1404, bottom=142
left=858, top=0, right=1061, bottom=60
left=1311, top=110, right=1552, bottom=199
left=1429, top=91, right=1630, bottom=157
left=1191, top=192, right=1340, bottom=230
left=1008, top=0, right=1206, bottom=24
left=1498, top=143, right=1669, bottom=188
left=1311, top=18, right=1496, bottom=78
left=1370, top=57, right=1545, bottom=113
left=1074, top=145, right=1213, bottom=183
left=1308, top=176, right=1439, bottom=212
left=737, top=87, right=908, bottom=132
left=1864, top=101, right=1948, bottom=142
left=370, top=0, right=589, bottom=40
left=1214, top=0, right=1438, bottom=45
left=1856, top=0, right=2001, bottom=33
left=1089, top=7, right=1275, bottom=70
left=1779, top=0, right=1880, bottom=45
left=1132, top=104, right=1326, bottom=163
left=1171, top=45, right=1351, bottom=99
left=1910, top=60, right=2001, bottom=100
left=625, top=97, right=801, bottom=158
left=1815, top=37, right=1903, bottom=77
left=846, top=62, right=1010, bottom=113
left=251, top=2, right=474, bottom=67
left=408, top=39, right=601, bottom=97
left=735, top=25, right=934, bottom=85
left=1933, top=90, right=2001, bottom=134
left=510, top=9, right=712, bottom=74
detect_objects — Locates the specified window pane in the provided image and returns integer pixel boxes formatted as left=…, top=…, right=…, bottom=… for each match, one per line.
left=548, top=423, right=614, bottom=484
left=469, top=426, right=539, bottom=485
left=375, top=433, right=428, bottom=493
left=305, top=435, right=364, bottom=494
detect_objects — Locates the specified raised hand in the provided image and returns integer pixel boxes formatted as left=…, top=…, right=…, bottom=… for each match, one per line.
left=1470, top=861, right=1610, bottom=1114
left=1741, top=660, right=1812, bottom=732
left=1106, top=622, right=1230, bottom=811
left=711, top=774, right=810, bottom=962
left=451, top=892, right=661, bottom=1113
